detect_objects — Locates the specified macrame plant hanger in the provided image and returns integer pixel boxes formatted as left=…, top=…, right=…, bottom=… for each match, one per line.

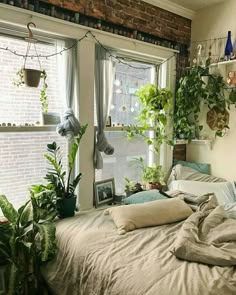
left=23, top=22, right=42, bottom=87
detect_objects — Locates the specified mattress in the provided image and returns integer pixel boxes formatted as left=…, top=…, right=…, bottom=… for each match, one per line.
left=42, top=209, right=236, bottom=295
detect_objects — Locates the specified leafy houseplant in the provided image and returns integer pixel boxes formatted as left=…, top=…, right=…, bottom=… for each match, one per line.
left=174, top=64, right=232, bottom=140
left=124, top=177, right=143, bottom=197
left=127, top=84, right=173, bottom=153
left=135, top=157, right=165, bottom=190
left=0, top=192, right=57, bottom=295
left=44, top=124, right=87, bottom=218
left=14, top=69, right=48, bottom=113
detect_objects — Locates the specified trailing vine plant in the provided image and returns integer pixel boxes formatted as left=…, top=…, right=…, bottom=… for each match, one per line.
left=174, top=64, right=233, bottom=140
left=126, top=84, right=173, bottom=154
left=13, top=69, right=48, bottom=113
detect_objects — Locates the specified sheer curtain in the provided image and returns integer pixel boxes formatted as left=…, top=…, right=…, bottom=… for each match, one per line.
left=94, top=45, right=116, bottom=169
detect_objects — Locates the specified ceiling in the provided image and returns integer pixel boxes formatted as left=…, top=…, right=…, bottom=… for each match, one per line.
left=143, top=0, right=225, bottom=19
left=167, top=0, right=225, bottom=12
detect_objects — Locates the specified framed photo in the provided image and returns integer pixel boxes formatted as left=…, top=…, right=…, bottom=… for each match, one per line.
left=94, top=178, right=115, bottom=207
left=106, top=116, right=111, bottom=127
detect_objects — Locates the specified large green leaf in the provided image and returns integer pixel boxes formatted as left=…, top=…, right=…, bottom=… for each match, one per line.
left=18, top=201, right=33, bottom=227
left=0, top=195, right=18, bottom=223
left=35, top=223, right=56, bottom=262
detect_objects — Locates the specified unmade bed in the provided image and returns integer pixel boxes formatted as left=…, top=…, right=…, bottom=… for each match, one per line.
left=42, top=204, right=236, bottom=295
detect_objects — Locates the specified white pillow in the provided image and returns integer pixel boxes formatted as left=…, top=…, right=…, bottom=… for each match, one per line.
left=167, top=164, right=225, bottom=185
left=169, top=180, right=236, bottom=205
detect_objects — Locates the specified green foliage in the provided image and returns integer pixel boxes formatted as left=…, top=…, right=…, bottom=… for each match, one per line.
left=126, top=84, right=173, bottom=153
left=124, top=177, right=143, bottom=194
left=174, top=65, right=231, bottom=140
left=135, top=157, right=165, bottom=185
left=0, top=193, right=57, bottom=295
left=44, top=124, right=88, bottom=199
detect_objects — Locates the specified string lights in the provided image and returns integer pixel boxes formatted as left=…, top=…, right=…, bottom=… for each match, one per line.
left=0, top=30, right=177, bottom=70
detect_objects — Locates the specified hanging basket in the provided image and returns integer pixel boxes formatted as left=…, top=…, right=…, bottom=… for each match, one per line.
left=206, top=107, right=229, bottom=131
left=23, top=68, right=42, bottom=87
left=22, top=22, right=42, bottom=88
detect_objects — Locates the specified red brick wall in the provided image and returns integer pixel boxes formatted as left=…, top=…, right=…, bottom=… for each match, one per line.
left=42, top=0, right=191, bottom=45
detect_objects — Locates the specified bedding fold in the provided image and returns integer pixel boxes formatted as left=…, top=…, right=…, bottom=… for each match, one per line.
left=172, top=195, right=236, bottom=266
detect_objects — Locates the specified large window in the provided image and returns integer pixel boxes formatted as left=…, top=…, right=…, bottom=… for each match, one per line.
left=0, top=31, right=67, bottom=209
left=96, top=61, right=156, bottom=194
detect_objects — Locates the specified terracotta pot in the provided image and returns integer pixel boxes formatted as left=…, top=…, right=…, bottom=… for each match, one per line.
left=147, top=182, right=163, bottom=191
left=23, top=68, right=41, bottom=87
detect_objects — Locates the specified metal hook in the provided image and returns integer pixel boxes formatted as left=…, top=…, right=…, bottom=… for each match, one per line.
left=27, top=22, right=36, bottom=39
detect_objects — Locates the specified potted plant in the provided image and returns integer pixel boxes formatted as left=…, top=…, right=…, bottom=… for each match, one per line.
left=126, top=84, right=173, bottom=153
left=14, top=69, right=48, bottom=113
left=124, top=177, right=143, bottom=197
left=44, top=124, right=87, bottom=218
left=134, top=157, right=165, bottom=190
left=0, top=192, right=57, bottom=295
left=174, top=64, right=231, bottom=140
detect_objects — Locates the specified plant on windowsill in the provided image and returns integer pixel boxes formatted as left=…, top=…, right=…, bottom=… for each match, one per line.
left=126, top=84, right=174, bottom=154
left=124, top=177, right=143, bottom=197
left=135, top=157, right=165, bottom=191
left=14, top=69, right=48, bottom=113
left=0, top=191, right=57, bottom=295
left=43, top=124, right=88, bottom=218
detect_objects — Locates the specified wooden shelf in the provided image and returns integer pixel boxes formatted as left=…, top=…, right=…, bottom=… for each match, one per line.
left=175, top=139, right=213, bottom=150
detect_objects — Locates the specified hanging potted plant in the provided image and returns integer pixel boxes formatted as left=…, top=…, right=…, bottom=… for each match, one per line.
left=126, top=84, right=174, bottom=153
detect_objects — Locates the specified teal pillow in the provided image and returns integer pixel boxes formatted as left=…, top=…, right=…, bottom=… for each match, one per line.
left=123, top=190, right=167, bottom=204
left=173, top=160, right=210, bottom=175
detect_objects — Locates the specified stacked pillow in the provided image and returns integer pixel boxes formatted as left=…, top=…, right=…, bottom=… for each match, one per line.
left=123, top=189, right=167, bottom=205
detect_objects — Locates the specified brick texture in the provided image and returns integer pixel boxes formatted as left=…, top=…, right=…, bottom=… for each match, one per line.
left=42, top=0, right=191, bottom=45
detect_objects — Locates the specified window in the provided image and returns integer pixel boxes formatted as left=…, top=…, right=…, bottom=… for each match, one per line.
left=95, top=60, right=156, bottom=194
left=0, top=32, right=67, bottom=209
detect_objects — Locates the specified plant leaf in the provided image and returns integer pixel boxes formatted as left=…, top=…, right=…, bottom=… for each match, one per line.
left=0, top=195, right=18, bottom=223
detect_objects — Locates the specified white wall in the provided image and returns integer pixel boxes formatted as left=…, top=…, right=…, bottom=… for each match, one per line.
left=188, top=0, right=236, bottom=180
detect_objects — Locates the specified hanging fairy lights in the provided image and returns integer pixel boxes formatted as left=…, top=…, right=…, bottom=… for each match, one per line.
left=0, top=29, right=177, bottom=71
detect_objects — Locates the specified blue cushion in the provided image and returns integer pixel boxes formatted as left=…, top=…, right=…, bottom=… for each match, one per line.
left=123, top=190, right=167, bottom=204
left=173, top=160, right=210, bottom=175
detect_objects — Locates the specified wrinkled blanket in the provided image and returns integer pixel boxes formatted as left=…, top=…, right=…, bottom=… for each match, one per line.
left=172, top=194, right=236, bottom=266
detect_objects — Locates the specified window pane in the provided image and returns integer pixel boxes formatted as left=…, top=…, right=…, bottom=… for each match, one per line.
left=96, top=131, right=151, bottom=194
left=110, top=62, right=154, bottom=127
left=0, top=35, right=66, bottom=125
left=95, top=60, right=156, bottom=195
left=0, top=34, right=67, bottom=210
left=0, top=132, right=67, bottom=210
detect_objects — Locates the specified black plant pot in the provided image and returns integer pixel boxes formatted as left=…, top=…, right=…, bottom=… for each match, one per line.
left=57, top=196, right=77, bottom=218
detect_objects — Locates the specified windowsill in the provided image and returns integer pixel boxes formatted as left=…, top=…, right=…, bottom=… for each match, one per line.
left=0, top=126, right=57, bottom=132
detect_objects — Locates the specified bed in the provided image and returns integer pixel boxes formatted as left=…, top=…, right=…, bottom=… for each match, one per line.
left=42, top=164, right=236, bottom=295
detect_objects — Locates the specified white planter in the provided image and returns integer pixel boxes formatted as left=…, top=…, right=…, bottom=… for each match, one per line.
left=41, top=112, right=61, bottom=125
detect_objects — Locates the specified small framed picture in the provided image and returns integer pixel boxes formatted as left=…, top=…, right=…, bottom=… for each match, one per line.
left=106, top=116, right=111, bottom=127
left=94, top=178, right=115, bottom=207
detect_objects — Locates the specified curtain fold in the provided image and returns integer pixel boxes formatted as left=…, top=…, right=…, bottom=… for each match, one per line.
left=56, top=40, right=81, bottom=140
left=94, top=45, right=116, bottom=169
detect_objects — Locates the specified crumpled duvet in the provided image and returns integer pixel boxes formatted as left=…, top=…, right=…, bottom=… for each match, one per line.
left=172, top=194, right=236, bottom=266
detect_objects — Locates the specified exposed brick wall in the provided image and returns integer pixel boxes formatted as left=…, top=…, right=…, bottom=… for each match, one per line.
left=42, top=0, right=191, bottom=45
left=41, top=0, right=191, bottom=77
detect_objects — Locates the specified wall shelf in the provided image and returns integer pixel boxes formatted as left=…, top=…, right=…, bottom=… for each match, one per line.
left=175, top=139, right=213, bottom=150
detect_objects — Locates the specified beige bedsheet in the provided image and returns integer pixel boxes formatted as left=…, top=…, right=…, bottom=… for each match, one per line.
left=42, top=208, right=236, bottom=295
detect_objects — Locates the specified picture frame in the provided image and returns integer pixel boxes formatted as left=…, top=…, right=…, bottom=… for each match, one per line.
left=94, top=178, right=115, bottom=207
left=106, top=115, right=111, bottom=127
